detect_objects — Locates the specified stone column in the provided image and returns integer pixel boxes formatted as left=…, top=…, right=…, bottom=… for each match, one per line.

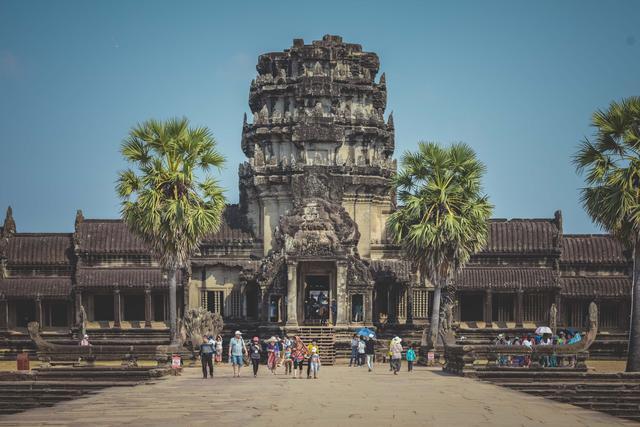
left=516, top=289, right=524, bottom=328
left=0, top=294, right=8, bottom=330
left=74, top=289, right=83, bottom=326
left=406, top=285, right=414, bottom=325
left=336, top=261, right=348, bottom=326
left=35, top=295, right=43, bottom=327
left=484, top=289, right=493, bottom=326
left=113, top=289, right=122, bottom=328
left=286, top=261, right=298, bottom=326
left=365, top=288, right=374, bottom=324
left=144, top=286, right=152, bottom=328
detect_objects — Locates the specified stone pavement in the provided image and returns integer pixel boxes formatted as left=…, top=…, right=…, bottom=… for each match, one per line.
left=0, top=364, right=634, bottom=426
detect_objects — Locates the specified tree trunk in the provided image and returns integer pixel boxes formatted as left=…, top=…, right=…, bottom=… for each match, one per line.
left=428, top=283, right=443, bottom=350
left=627, top=237, right=640, bottom=371
left=169, top=268, right=178, bottom=345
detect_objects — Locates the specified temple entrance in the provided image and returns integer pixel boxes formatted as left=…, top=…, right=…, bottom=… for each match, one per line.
left=459, top=293, right=484, bottom=322
left=123, top=294, right=145, bottom=321
left=245, top=283, right=259, bottom=320
left=14, top=300, right=36, bottom=327
left=303, top=275, right=330, bottom=325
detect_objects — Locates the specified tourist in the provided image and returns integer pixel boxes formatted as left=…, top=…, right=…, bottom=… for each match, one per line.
left=349, top=334, right=359, bottom=367
left=249, top=336, right=262, bottom=377
left=306, top=340, right=319, bottom=379
left=291, top=336, right=307, bottom=379
left=357, top=335, right=366, bottom=367
left=387, top=339, right=394, bottom=371
left=214, top=334, right=223, bottom=364
left=267, top=336, right=278, bottom=374
left=365, top=334, right=375, bottom=372
left=331, top=299, right=337, bottom=325
left=79, top=334, right=90, bottom=346
left=228, top=330, right=247, bottom=378
left=200, top=335, right=215, bottom=379
left=309, top=346, right=321, bottom=379
left=390, top=336, right=403, bottom=375
left=539, top=333, right=552, bottom=367
left=283, top=341, right=293, bottom=375
left=406, top=344, right=416, bottom=372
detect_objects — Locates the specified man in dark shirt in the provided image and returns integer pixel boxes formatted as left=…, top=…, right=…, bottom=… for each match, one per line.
left=200, top=335, right=215, bottom=379
left=365, top=334, right=376, bottom=372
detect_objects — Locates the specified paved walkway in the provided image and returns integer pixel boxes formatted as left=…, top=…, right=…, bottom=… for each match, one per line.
left=0, top=364, right=634, bottom=426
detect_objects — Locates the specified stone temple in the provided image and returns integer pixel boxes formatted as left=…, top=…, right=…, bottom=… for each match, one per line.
left=0, top=35, right=632, bottom=360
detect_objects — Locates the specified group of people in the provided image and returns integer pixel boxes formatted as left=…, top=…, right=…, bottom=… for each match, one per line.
left=494, top=330, right=583, bottom=368
left=349, top=333, right=416, bottom=374
left=199, top=330, right=419, bottom=379
left=201, top=330, right=323, bottom=379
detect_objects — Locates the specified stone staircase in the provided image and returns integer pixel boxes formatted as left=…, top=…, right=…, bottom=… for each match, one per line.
left=296, top=327, right=336, bottom=365
left=0, top=366, right=170, bottom=415
left=475, top=370, right=640, bottom=422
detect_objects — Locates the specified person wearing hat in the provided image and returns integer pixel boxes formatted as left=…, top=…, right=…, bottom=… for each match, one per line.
left=390, top=337, right=403, bottom=375
left=228, top=330, right=248, bottom=378
left=79, top=334, right=90, bottom=347
left=266, top=336, right=278, bottom=374
left=309, top=346, right=321, bottom=379
left=248, top=336, right=262, bottom=377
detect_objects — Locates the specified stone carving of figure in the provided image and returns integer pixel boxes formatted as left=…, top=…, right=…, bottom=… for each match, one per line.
left=272, top=109, right=282, bottom=123
left=254, top=144, right=265, bottom=166
left=279, top=68, right=287, bottom=80
left=589, top=301, right=598, bottom=329
left=259, top=105, right=269, bottom=123
left=313, top=102, right=324, bottom=117
left=79, top=304, right=87, bottom=337
left=313, top=61, right=323, bottom=76
left=550, top=303, right=558, bottom=334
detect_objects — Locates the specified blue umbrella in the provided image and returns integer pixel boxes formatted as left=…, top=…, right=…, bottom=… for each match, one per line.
left=356, top=328, right=375, bottom=338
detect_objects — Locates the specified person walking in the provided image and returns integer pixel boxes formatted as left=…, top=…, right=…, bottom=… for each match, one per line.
left=406, top=344, right=416, bottom=372
left=291, top=336, right=308, bottom=379
left=390, top=336, right=403, bottom=375
left=200, top=335, right=215, bottom=379
left=357, top=336, right=366, bottom=367
left=349, top=334, right=359, bottom=367
left=306, top=340, right=318, bottom=379
left=228, top=330, right=247, bottom=378
left=365, top=334, right=375, bottom=372
left=249, top=336, right=262, bottom=377
left=309, top=347, right=321, bottom=379
left=214, top=334, right=223, bottom=364
left=266, top=337, right=278, bottom=374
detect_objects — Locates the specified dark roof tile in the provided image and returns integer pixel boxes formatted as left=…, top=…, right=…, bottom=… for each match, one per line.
left=454, top=267, right=557, bottom=289
left=560, top=276, right=630, bottom=297
left=76, top=267, right=182, bottom=288
left=481, top=219, right=560, bottom=254
left=0, top=277, right=72, bottom=298
left=5, top=234, right=73, bottom=266
left=561, top=235, right=629, bottom=265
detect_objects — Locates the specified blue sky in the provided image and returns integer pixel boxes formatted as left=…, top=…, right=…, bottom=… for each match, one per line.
left=1, top=0, right=639, bottom=233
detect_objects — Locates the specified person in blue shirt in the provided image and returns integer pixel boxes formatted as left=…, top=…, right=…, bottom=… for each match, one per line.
left=199, top=335, right=215, bottom=379
left=406, top=344, right=417, bottom=372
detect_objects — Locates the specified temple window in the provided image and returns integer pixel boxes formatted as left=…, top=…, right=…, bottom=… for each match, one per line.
left=412, top=289, right=430, bottom=319
left=492, top=293, right=515, bottom=322
left=93, top=294, right=114, bottom=321
left=43, top=302, right=67, bottom=327
left=269, top=295, right=282, bottom=322
left=206, top=290, right=224, bottom=315
left=523, top=293, right=551, bottom=322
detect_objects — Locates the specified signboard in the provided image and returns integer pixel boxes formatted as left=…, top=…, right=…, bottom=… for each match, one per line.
left=171, top=355, right=181, bottom=369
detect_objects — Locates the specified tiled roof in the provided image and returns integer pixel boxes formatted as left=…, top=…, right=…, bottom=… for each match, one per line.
left=560, top=276, right=631, bottom=297
left=201, top=205, right=254, bottom=245
left=75, top=220, right=149, bottom=255
left=5, top=234, right=73, bottom=266
left=454, top=267, right=557, bottom=289
left=369, top=259, right=413, bottom=283
left=76, top=267, right=182, bottom=288
left=77, top=206, right=254, bottom=254
left=0, top=277, right=72, bottom=298
left=561, top=235, right=629, bottom=265
left=481, top=219, right=560, bottom=254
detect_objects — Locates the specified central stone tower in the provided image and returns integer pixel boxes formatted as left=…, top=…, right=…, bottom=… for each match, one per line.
left=239, top=35, right=396, bottom=327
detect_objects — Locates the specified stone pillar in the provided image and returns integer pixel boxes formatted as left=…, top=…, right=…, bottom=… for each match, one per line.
left=336, top=261, right=348, bottom=326
left=516, top=289, right=524, bottom=328
left=484, top=289, right=493, bottom=326
left=144, top=286, right=152, bottom=328
left=406, top=286, right=414, bottom=325
left=365, top=288, right=373, bottom=324
left=286, top=261, right=298, bottom=326
left=35, top=295, right=43, bottom=327
left=74, top=289, right=83, bottom=326
left=0, top=294, right=7, bottom=330
left=113, top=289, right=121, bottom=328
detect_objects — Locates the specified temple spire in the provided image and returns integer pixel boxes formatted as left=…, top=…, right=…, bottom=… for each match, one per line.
left=387, top=111, right=394, bottom=129
left=379, top=72, right=386, bottom=86
left=2, top=206, right=15, bottom=237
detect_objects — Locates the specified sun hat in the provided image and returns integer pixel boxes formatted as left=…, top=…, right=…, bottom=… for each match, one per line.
left=235, top=330, right=242, bottom=335
left=368, top=333, right=374, bottom=338
left=83, top=334, right=88, bottom=339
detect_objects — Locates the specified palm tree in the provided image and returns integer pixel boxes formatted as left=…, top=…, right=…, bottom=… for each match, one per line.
left=117, top=117, right=226, bottom=344
left=574, top=96, right=640, bottom=371
left=387, top=142, right=493, bottom=349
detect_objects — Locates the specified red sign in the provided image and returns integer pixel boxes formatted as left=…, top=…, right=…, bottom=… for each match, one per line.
left=171, top=355, right=181, bottom=369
